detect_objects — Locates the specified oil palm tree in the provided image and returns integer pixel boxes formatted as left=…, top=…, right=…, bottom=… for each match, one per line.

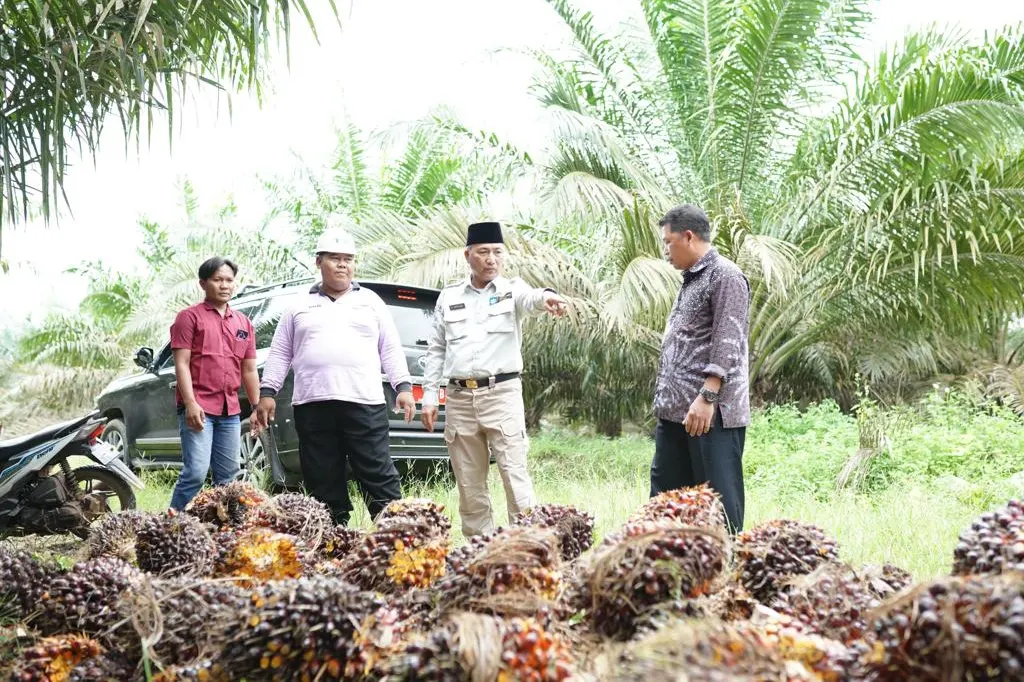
left=0, top=0, right=334, bottom=256
left=523, top=0, right=1024, bottom=409
left=263, top=108, right=532, bottom=265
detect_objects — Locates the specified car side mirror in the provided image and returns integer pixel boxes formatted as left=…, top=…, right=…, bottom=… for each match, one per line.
left=134, top=347, right=154, bottom=370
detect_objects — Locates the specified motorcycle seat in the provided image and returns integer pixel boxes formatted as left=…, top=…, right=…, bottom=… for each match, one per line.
left=0, top=414, right=98, bottom=462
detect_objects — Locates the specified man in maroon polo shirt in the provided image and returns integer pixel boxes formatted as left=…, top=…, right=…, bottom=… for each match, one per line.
left=168, top=256, right=261, bottom=511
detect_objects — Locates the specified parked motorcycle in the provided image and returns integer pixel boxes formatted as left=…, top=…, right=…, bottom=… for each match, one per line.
left=0, top=411, right=144, bottom=539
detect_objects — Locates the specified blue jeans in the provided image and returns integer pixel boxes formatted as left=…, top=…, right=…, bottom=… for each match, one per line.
left=169, top=412, right=241, bottom=510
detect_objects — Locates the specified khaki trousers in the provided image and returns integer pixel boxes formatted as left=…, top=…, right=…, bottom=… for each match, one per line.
left=443, top=378, right=536, bottom=536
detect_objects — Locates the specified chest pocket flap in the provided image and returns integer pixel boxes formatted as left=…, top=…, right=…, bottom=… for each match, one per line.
left=443, top=304, right=470, bottom=339
left=486, top=298, right=515, bottom=333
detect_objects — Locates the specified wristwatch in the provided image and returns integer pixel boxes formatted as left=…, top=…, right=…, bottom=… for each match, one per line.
left=699, top=387, right=720, bottom=404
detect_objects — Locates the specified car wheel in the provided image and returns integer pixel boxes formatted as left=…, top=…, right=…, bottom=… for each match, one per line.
left=100, top=419, right=131, bottom=468
left=239, top=421, right=274, bottom=489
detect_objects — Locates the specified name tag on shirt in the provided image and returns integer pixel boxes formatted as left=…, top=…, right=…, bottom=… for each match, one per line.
left=449, top=303, right=466, bottom=310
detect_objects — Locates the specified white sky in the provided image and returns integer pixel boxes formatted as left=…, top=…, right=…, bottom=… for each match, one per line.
left=1, top=0, right=1021, bottom=329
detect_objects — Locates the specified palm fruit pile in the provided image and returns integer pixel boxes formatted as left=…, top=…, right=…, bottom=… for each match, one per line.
left=734, top=519, right=840, bottom=603
left=212, top=527, right=304, bottom=584
left=584, top=521, right=728, bottom=639
left=7, top=635, right=102, bottom=682
left=769, top=562, right=909, bottom=645
left=15, top=484, right=1024, bottom=682
left=512, top=504, right=595, bottom=561
left=246, top=492, right=333, bottom=550
left=35, top=558, right=141, bottom=640
left=0, top=546, right=58, bottom=620
left=84, top=509, right=151, bottom=565
left=951, top=497, right=1024, bottom=576
left=221, top=575, right=384, bottom=681
left=434, top=527, right=563, bottom=618
left=861, top=572, right=1024, bottom=681
left=629, top=483, right=728, bottom=534
left=135, top=510, right=217, bottom=577
left=339, top=499, right=451, bottom=593
left=185, top=481, right=269, bottom=530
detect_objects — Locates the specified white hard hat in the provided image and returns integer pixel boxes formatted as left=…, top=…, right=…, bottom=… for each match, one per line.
left=315, top=227, right=357, bottom=255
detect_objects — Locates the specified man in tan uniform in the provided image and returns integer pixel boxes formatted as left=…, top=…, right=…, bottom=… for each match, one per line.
left=421, top=221, right=567, bottom=536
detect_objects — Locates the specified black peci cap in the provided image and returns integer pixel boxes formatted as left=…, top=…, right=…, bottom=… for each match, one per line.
left=466, top=221, right=504, bottom=246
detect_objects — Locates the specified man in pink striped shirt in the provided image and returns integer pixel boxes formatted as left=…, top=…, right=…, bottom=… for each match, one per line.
left=254, top=228, right=415, bottom=525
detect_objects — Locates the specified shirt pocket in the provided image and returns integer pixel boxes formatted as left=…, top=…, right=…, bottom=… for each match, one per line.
left=444, top=306, right=470, bottom=341
left=230, top=333, right=250, bottom=359
left=485, top=299, right=515, bottom=334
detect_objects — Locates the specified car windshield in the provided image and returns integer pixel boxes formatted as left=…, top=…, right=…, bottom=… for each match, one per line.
left=246, top=289, right=436, bottom=350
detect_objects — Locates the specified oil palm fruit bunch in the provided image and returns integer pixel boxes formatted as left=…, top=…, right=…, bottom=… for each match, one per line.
left=376, top=498, right=451, bottom=540
left=770, top=563, right=889, bottom=644
left=585, top=522, right=728, bottom=640
left=36, top=558, right=141, bottom=639
left=862, top=572, right=1024, bottom=681
left=185, top=481, right=269, bottom=530
left=612, top=619, right=792, bottom=682
left=111, top=576, right=249, bottom=667
left=512, top=504, right=595, bottom=561
left=136, top=509, right=217, bottom=577
left=346, top=601, right=434, bottom=680
left=321, top=525, right=365, bottom=560
left=340, top=521, right=449, bottom=592
left=734, top=519, right=840, bottom=603
left=213, top=527, right=304, bottom=584
left=434, top=527, right=563, bottom=616
left=499, top=617, right=575, bottom=681
left=631, top=599, right=710, bottom=640
left=247, top=492, right=334, bottom=550
left=445, top=528, right=505, bottom=574
left=749, top=607, right=855, bottom=681
left=150, top=661, right=230, bottom=682
left=952, top=498, right=1024, bottom=576
left=85, top=509, right=152, bottom=565
left=630, top=484, right=728, bottom=534
left=8, top=635, right=103, bottom=682
left=221, top=575, right=384, bottom=681
left=67, top=653, right=136, bottom=682
left=0, top=545, right=59, bottom=619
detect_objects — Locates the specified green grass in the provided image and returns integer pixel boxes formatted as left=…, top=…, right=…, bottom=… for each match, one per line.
left=137, top=392, right=1024, bottom=582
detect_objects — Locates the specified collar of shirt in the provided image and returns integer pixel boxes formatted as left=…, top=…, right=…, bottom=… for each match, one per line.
left=309, top=280, right=362, bottom=301
left=683, top=247, right=719, bottom=283
left=200, top=300, right=235, bottom=317
left=462, top=275, right=508, bottom=293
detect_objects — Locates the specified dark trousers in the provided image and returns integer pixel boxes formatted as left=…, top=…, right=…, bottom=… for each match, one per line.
left=650, top=411, right=746, bottom=533
left=293, top=400, right=402, bottom=526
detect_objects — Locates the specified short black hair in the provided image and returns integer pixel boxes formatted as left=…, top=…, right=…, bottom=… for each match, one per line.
left=198, top=256, right=238, bottom=280
left=659, top=204, right=711, bottom=241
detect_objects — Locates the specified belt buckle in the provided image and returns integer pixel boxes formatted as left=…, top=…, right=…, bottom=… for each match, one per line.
left=465, top=378, right=478, bottom=389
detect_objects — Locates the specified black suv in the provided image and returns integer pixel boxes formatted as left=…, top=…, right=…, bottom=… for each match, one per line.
left=92, top=278, right=448, bottom=488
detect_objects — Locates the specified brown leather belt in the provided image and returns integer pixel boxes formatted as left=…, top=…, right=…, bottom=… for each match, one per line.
left=449, top=372, right=520, bottom=389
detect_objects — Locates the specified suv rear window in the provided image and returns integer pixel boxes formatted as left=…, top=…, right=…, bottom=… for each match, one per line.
left=387, top=301, right=435, bottom=348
